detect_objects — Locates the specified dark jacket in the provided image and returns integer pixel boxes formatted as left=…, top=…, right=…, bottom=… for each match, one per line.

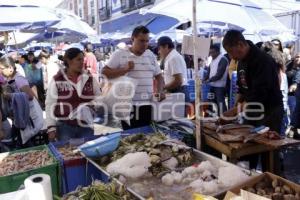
left=237, top=41, right=283, bottom=131
left=286, top=60, right=300, bottom=96
left=237, top=41, right=283, bottom=109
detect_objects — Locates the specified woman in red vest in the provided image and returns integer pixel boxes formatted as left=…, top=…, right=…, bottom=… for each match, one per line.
left=45, top=48, right=101, bottom=141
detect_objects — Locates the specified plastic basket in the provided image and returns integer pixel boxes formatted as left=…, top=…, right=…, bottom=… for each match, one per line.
left=112, top=126, right=184, bottom=142
left=0, top=145, right=60, bottom=195
left=48, top=136, right=99, bottom=194
left=79, top=133, right=121, bottom=158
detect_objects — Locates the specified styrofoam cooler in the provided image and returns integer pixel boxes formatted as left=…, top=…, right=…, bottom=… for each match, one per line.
left=229, top=71, right=238, bottom=109
left=152, top=93, right=185, bottom=122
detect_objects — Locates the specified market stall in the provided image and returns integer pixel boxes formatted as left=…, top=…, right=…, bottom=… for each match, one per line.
left=0, top=124, right=299, bottom=200
left=202, top=121, right=300, bottom=172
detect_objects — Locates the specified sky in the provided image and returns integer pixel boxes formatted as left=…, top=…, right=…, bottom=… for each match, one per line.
left=0, top=0, right=63, bottom=8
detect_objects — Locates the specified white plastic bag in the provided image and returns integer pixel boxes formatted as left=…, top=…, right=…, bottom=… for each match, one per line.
left=102, top=76, right=137, bottom=125
left=69, top=104, right=95, bottom=127
left=20, top=98, right=44, bottom=144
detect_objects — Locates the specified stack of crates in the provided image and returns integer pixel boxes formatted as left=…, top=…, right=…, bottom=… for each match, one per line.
left=201, top=83, right=211, bottom=102
left=187, top=79, right=195, bottom=102
left=229, top=71, right=238, bottom=109
left=187, top=79, right=211, bottom=102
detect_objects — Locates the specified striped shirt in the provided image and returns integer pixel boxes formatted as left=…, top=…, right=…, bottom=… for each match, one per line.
left=106, top=49, right=161, bottom=104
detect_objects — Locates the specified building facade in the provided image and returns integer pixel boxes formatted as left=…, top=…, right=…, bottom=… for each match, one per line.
left=57, top=0, right=99, bottom=32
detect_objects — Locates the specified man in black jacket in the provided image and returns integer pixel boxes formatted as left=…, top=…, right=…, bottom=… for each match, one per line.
left=222, top=30, right=284, bottom=171
left=222, top=30, right=283, bottom=133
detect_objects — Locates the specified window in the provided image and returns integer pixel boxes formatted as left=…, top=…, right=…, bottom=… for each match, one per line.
left=79, top=8, right=83, bottom=18
left=121, top=0, right=154, bottom=13
left=90, top=0, right=94, bottom=7
left=69, top=3, right=73, bottom=9
left=99, top=0, right=112, bottom=21
left=92, top=15, right=95, bottom=24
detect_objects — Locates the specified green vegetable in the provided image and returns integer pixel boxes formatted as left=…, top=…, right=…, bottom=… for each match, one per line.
left=62, top=181, right=131, bottom=200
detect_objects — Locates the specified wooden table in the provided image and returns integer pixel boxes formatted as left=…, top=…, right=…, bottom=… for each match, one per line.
left=202, top=131, right=300, bottom=172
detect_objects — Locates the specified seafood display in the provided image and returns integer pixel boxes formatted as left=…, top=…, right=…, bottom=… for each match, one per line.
left=121, top=161, right=249, bottom=200
left=62, top=180, right=134, bottom=200
left=244, top=176, right=300, bottom=200
left=98, top=133, right=194, bottom=177
left=0, top=149, right=53, bottom=176
left=94, top=133, right=252, bottom=200
left=58, top=146, right=82, bottom=160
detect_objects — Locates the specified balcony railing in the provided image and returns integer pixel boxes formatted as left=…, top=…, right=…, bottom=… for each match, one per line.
left=99, top=7, right=111, bottom=21
left=137, top=0, right=155, bottom=8
left=121, top=0, right=155, bottom=13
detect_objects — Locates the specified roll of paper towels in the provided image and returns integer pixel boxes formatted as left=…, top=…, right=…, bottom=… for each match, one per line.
left=24, top=174, right=52, bottom=200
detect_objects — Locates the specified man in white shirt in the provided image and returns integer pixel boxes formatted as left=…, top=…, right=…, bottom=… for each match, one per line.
left=102, top=26, right=165, bottom=130
left=157, top=36, right=189, bottom=103
left=205, top=44, right=229, bottom=115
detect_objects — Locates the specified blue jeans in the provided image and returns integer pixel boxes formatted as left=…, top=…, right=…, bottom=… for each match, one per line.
left=209, top=86, right=227, bottom=115
left=57, top=121, right=94, bottom=141
left=291, top=88, right=300, bottom=128
left=288, top=95, right=296, bottom=123
left=280, top=110, right=289, bottom=136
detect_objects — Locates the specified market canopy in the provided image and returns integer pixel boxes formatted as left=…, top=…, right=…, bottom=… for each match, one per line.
left=146, top=0, right=292, bottom=36
left=0, top=4, right=60, bottom=32
left=46, top=9, right=97, bottom=37
left=101, top=13, right=180, bottom=35
left=0, top=2, right=97, bottom=42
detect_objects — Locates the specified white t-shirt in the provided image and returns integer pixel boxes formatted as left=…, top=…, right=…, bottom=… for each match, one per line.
left=163, top=49, right=188, bottom=86
left=15, top=63, right=25, bottom=77
left=106, top=49, right=161, bottom=104
left=280, top=72, right=288, bottom=110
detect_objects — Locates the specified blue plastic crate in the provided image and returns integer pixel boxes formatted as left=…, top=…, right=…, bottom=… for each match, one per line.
left=86, top=160, right=110, bottom=183
left=201, top=83, right=211, bottom=102
left=189, top=93, right=196, bottom=102
left=188, top=79, right=195, bottom=86
left=229, top=71, right=238, bottom=109
left=48, top=136, right=100, bottom=194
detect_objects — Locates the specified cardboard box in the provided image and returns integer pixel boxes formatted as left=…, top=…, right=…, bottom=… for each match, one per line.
left=228, top=172, right=300, bottom=199
left=224, top=190, right=271, bottom=200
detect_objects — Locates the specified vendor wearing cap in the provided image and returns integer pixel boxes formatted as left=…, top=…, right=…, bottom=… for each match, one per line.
left=157, top=36, right=189, bottom=103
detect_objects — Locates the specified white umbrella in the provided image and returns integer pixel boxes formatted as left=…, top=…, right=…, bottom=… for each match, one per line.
left=185, top=21, right=244, bottom=36
left=48, top=9, right=96, bottom=37
left=147, top=0, right=290, bottom=36
left=153, top=29, right=190, bottom=43
left=0, top=31, right=37, bottom=46
left=0, top=4, right=60, bottom=31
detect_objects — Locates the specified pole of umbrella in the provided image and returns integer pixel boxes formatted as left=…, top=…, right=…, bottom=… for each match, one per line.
left=193, top=0, right=201, bottom=150
left=12, top=30, right=19, bottom=51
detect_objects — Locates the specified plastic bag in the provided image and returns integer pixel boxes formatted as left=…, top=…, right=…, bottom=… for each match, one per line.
left=68, top=104, right=95, bottom=127
left=101, top=76, right=137, bottom=125
left=20, top=98, right=44, bottom=144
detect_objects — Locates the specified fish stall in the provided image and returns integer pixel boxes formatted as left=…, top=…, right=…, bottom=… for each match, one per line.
left=80, top=130, right=257, bottom=200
